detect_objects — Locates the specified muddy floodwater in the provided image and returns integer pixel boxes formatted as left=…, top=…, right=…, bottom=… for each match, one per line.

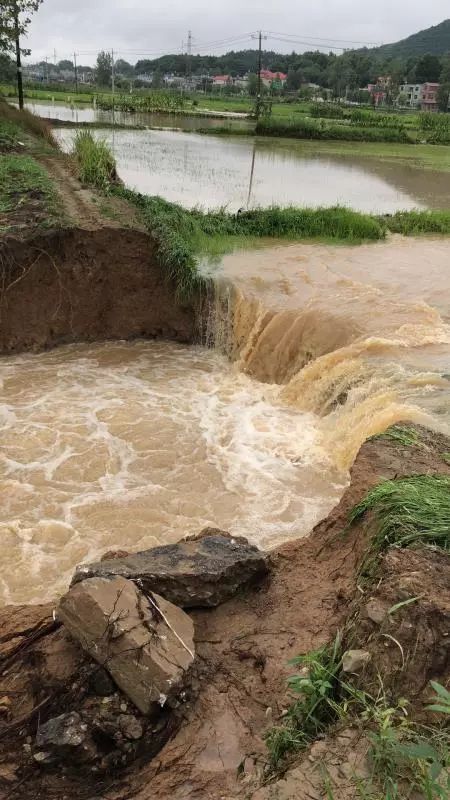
left=215, top=236, right=450, bottom=467
left=1, top=235, right=450, bottom=605
left=0, top=341, right=345, bottom=604
left=54, top=126, right=450, bottom=212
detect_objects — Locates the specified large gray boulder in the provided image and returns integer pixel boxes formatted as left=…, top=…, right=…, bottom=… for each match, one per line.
left=71, top=528, right=269, bottom=608
left=58, top=576, right=194, bottom=715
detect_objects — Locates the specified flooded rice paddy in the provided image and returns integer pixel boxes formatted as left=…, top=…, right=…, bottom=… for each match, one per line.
left=55, top=125, right=450, bottom=213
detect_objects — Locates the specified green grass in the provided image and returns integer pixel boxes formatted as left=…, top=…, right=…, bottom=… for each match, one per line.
left=381, top=209, right=450, bottom=235
left=372, top=424, right=422, bottom=447
left=0, top=154, right=60, bottom=229
left=266, top=639, right=449, bottom=799
left=349, top=475, right=450, bottom=556
left=266, top=635, right=346, bottom=767
left=256, top=117, right=414, bottom=144
left=72, top=130, right=117, bottom=191
left=0, top=118, right=22, bottom=151
left=114, top=191, right=387, bottom=297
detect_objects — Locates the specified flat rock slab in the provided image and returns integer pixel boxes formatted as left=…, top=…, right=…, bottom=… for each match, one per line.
left=71, top=529, right=269, bottom=608
left=58, top=576, right=194, bottom=715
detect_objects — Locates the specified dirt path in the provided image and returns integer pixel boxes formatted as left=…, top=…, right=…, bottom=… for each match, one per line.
left=37, top=154, right=143, bottom=231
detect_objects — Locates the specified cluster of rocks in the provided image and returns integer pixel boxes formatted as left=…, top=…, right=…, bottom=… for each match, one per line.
left=32, top=529, right=268, bottom=770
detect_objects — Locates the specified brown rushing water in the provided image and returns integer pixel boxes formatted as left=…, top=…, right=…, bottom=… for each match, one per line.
left=213, top=236, right=450, bottom=468
left=0, top=341, right=344, bottom=604
left=1, top=236, right=449, bottom=605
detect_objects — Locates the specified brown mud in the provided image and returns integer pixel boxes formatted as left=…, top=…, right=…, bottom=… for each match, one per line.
left=0, top=424, right=448, bottom=800
left=0, top=228, right=197, bottom=354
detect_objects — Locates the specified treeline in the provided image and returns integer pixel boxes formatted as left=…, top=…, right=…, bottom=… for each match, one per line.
left=3, top=42, right=450, bottom=111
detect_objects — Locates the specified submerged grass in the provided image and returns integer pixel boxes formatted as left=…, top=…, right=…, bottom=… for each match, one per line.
left=349, top=475, right=450, bottom=554
left=372, top=424, right=422, bottom=447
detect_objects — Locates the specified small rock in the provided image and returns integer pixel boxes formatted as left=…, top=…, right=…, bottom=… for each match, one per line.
left=120, top=703, right=127, bottom=712
left=342, top=649, right=371, bottom=673
left=365, top=599, right=387, bottom=625
left=71, top=528, right=268, bottom=608
left=36, top=712, right=87, bottom=749
left=34, top=751, right=54, bottom=765
left=118, top=714, right=143, bottom=741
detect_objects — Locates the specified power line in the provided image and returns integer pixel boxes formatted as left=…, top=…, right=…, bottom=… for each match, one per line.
left=264, top=30, right=383, bottom=47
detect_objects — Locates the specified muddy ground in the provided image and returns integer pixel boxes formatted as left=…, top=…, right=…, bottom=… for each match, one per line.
left=0, top=228, right=198, bottom=353
left=0, top=425, right=448, bottom=800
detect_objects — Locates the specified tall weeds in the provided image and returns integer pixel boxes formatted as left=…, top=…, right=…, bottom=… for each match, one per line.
left=72, top=130, right=117, bottom=191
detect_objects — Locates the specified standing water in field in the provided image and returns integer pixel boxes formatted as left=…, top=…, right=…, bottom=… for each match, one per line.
left=54, top=127, right=450, bottom=212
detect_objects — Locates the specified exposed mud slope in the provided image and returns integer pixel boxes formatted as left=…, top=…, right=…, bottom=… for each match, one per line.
left=0, top=425, right=448, bottom=800
left=0, top=228, right=198, bottom=353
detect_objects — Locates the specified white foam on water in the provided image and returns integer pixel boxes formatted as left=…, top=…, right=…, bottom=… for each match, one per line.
left=0, top=340, right=345, bottom=604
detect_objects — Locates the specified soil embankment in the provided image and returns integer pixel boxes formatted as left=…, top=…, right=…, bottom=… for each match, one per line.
left=0, top=228, right=198, bottom=353
left=0, top=425, right=448, bottom=800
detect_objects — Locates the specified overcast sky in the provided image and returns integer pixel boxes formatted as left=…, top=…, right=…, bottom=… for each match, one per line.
left=24, top=1, right=450, bottom=65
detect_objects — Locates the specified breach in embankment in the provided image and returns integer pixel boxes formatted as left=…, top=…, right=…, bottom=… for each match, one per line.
left=0, top=101, right=449, bottom=800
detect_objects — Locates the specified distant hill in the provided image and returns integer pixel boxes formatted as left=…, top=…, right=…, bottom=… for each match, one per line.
left=368, top=19, right=450, bottom=60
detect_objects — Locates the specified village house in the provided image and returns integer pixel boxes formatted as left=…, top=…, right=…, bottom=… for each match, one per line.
left=399, top=82, right=440, bottom=111
left=259, top=69, right=287, bottom=89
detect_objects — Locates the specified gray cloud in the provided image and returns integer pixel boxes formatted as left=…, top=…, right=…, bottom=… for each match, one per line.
left=25, top=0, right=450, bottom=65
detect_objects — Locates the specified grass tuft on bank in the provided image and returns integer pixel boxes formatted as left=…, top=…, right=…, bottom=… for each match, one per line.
left=381, top=209, right=450, bottom=236
left=350, top=474, right=450, bottom=555
left=72, top=130, right=117, bottom=191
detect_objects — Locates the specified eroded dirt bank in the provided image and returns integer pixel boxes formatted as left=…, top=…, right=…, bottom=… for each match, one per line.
left=0, top=228, right=197, bottom=353
left=0, top=424, right=448, bottom=800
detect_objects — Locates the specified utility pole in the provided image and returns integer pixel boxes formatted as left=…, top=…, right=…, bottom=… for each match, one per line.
left=45, top=56, right=49, bottom=83
left=257, top=30, right=262, bottom=101
left=251, top=30, right=267, bottom=120
left=111, top=48, right=115, bottom=130
left=186, top=29, right=192, bottom=83
left=111, top=48, right=115, bottom=95
left=13, top=1, right=23, bottom=110
left=74, top=52, right=78, bottom=94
